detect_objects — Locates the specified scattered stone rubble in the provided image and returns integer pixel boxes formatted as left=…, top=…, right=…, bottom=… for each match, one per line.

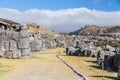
left=64, top=34, right=120, bottom=79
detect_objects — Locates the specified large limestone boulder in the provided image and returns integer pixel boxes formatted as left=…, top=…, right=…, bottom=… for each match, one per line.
left=0, top=30, right=5, bottom=40
left=3, top=41, right=9, bottom=51
left=113, top=54, right=120, bottom=70
left=0, top=30, right=5, bottom=35
left=5, top=51, right=13, bottom=59
left=9, top=40, right=17, bottom=51
left=41, top=43, right=46, bottom=51
left=31, top=45, right=41, bottom=52
left=31, top=40, right=41, bottom=52
left=12, top=32, right=20, bottom=41
left=66, top=47, right=80, bottom=56
left=31, top=40, right=41, bottom=45
left=0, top=50, right=4, bottom=58
left=21, top=49, right=30, bottom=56
left=29, top=36, right=34, bottom=43
left=18, top=38, right=30, bottom=49
left=12, top=50, right=21, bottom=59
left=19, top=30, right=29, bottom=38
left=5, top=31, right=13, bottom=40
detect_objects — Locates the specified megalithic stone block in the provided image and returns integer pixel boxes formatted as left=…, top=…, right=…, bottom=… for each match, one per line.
left=44, top=40, right=50, bottom=49
left=5, top=31, right=13, bottom=40
left=29, top=37, right=34, bottom=43
left=37, top=33, right=41, bottom=40
left=0, top=50, right=4, bottom=58
left=12, top=32, right=20, bottom=41
left=31, top=40, right=42, bottom=52
left=18, top=38, right=30, bottom=49
left=0, top=30, right=5, bottom=35
left=31, top=40, right=41, bottom=45
left=0, top=30, right=6, bottom=40
left=12, top=50, right=21, bottom=59
left=41, top=44, right=46, bottom=51
left=5, top=51, right=13, bottom=59
left=113, top=54, right=120, bottom=69
left=3, top=41, right=9, bottom=51
left=0, top=34, right=3, bottom=41
left=19, top=30, right=29, bottom=38
left=21, top=49, right=30, bottom=56
left=0, top=40, right=3, bottom=48
left=31, top=44, right=41, bottom=52
left=9, top=40, right=17, bottom=51
left=41, top=39, right=46, bottom=50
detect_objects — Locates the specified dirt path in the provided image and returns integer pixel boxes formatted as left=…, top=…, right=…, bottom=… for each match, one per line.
left=0, top=50, right=83, bottom=80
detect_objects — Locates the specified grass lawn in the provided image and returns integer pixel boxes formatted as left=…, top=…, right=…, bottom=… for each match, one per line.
left=59, top=48, right=117, bottom=80
left=0, top=48, right=117, bottom=80
left=0, top=59, right=28, bottom=77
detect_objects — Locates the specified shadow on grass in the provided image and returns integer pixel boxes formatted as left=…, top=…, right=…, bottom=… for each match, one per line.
left=92, top=75, right=117, bottom=80
left=86, top=60, right=97, bottom=64
left=89, top=63, right=117, bottom=72
left=85, top=60, right=102, bottom=70
left=60, top=55, right=67, bottom=56
left=90, top=65, right=101, bottom=69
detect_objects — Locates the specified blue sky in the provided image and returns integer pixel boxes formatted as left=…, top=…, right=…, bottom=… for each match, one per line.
left=0, top=0, right=120, bottom=11
left=0, top=0, right=120, bottom=32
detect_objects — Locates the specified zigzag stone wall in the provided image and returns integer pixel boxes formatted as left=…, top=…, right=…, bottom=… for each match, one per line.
left=0, top=24, right=61, bottom=59
left=0, top=24, right=44, bottom=58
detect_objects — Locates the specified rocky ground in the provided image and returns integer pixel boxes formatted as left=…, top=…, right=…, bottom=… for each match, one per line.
left=0, top=48, right=83, bottom=80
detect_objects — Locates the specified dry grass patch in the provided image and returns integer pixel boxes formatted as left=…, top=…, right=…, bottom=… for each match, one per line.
left=0, top=48, right=117, bottom=80
left=0, top=59, right=30, bottom=77
left=59, top=48, right=117, bottom=80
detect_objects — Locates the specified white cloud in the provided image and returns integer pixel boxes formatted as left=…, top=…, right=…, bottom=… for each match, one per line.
left=0, top=8, right=120, bottom=32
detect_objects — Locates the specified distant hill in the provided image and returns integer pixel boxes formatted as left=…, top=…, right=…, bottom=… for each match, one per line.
left=27, top=23, right=59, bottom=39
left=69, top=25, right=120, bottom=36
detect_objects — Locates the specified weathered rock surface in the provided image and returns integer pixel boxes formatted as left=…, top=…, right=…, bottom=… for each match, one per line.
left=12, top=50, right=21, bottom=59
left=31, top=40, right=41, bottom=52
left=21, top=49, right=30, bottom=56
left=9, top=40, right=17, bottom=51
left=18, top=38, right=30, bottom=49
left=19, top=30, right=29, bottom=38
left=5, top=51, right=13, bottom=59
left=0, top=19, right=66, bottom=59
left=12, top=32, right=19, bottom=41
left=0, top=50, right=4, bottom=57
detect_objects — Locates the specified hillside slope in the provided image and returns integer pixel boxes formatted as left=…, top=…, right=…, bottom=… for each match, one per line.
left=27, top=23, right=65, bottom=47
left=69, top=25, right=120, bottom=36
left=27, top=23, right=59, bottom=39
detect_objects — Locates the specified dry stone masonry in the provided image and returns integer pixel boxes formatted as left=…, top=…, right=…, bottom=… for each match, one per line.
left=0, top=24, right=31, bottom=59
left=0, top=18, right=44, bottom=59
left=0, top=18, right=65, bottom=59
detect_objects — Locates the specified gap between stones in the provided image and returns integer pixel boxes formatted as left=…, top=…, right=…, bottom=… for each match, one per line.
left=56, top=53, right=89, bottom=80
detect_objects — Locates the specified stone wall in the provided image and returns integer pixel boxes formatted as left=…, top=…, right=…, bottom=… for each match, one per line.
left=0, top=24, right=31, bottom=59
left=0, top=23, right=66, bottom=59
